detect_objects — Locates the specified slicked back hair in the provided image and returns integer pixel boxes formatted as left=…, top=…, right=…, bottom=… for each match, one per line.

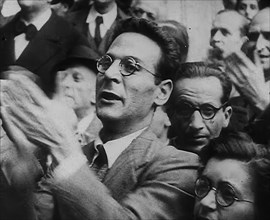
left=170, top=62, right=232, bottom=105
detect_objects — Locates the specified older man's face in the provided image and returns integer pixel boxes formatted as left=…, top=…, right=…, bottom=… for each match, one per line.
left=54, top=64, right=97, bottom=112
left=96, top=33, right=163, bottom=127
left=130, top=0, right=166, bottom=21
left=171, top=77, right=231, bottom=151
left=210, top=12, right=245, bottom=57
left=249, top=8, right=270, bottom=73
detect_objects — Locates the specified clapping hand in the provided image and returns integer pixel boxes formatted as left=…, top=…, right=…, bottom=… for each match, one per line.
left=0, top=72, right=80, bottom=166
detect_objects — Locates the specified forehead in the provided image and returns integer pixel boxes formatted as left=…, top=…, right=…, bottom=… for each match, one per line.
left=174, top=77, right=224, bottom=104
left=107, top=32, right=162, bottom=66
left=239, top=0, right=258, bottom=5
left=213, top=12, right=242, bottom=33
left=249, top=9, right=270, bottom=32
left=203, top=158, right=253, bottom=191
left=62, top=65, right=96, bottom=77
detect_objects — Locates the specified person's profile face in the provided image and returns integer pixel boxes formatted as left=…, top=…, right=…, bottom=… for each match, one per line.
left=210, top=13, right=245, bottom=57
left=171, top=77, right=231, bottom=152
left=194, top=158, right=255, bottom=220
left=237, top=0, right=259, bottom=21
left=249, top=9, right=270, bottom=73
left=95, top=32, right=162, bottom=125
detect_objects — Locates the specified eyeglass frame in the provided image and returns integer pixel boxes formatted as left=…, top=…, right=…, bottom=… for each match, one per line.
left=174, top=101, right=228, bottom=120
left=194, top=176, right=254, bottom=207
left=96, top=54, right=157, bottom=77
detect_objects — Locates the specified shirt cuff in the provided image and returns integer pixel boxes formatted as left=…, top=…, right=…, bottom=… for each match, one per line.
left=53, top=153, right=88, bottom=180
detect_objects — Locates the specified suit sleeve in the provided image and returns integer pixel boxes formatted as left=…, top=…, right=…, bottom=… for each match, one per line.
left=40, top=147, right=198, bottom=220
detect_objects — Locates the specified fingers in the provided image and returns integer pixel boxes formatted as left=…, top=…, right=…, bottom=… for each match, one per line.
left=0, top=106, right=37, bottom=154
left=6, top=74, right=49, bottom=107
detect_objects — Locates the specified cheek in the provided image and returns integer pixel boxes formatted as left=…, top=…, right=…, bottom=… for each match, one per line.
left=205, top=119, right=223, bottom=137
left=219, top=205, right=255, bottom=220
left=127, top=84, right=156, bottom=106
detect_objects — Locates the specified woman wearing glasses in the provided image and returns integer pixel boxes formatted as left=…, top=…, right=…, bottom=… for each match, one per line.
left=193, top=132, right=270, bottom=220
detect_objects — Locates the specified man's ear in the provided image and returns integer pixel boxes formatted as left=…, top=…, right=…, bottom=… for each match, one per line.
left=223, top=105, right=233, bottom=128
left=154, top=79, right=173, bottom=106
left=241, top=36, right=249, bottom=46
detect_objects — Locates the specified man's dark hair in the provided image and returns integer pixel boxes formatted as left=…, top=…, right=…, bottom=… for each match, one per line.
left=199, top=131, right=270, bottom=220
left=170, top=62, right=232, bottom=105
left=111, top=17, right=181, bottom=81
left=216, top=9, right=249, bottom=37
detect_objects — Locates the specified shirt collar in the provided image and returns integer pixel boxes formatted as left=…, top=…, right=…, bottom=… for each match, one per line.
left=86, top=2, right=117, bottom=29
left=95, top=127, right=147, bottom=168
left=21, top=8, right=52, bottom=31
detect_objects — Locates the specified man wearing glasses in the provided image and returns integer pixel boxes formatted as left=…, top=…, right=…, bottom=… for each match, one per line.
left=168, top=62, right=232, bottom=154
left=0, top=18, right=198, bottom=219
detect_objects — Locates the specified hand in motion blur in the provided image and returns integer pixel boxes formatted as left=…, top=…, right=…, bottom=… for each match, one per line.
left=224, top=50, right=269, bottom=112
left=0, top=72, right=80, bottom=166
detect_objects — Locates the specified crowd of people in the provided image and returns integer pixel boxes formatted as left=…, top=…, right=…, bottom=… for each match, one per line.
left=0, top=0, right=270, bottom=220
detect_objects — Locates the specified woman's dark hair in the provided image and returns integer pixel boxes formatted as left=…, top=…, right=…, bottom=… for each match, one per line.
left=199, top=131, right=270, bottom=220
left=157, top=20, right=189, bottom=63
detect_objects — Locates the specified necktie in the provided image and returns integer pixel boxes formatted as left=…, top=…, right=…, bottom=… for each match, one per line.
left=91, top=144, right=108, bottom=181
left=94, top=16, right=103, bottom=47
left=15, top=20, right=38, bottom=41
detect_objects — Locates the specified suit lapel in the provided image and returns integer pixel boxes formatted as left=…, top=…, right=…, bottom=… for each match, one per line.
left=103, top=130, right=157, bottom=200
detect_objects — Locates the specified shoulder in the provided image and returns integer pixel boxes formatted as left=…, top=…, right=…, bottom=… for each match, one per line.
left=133, top=130, right=199, bottom=190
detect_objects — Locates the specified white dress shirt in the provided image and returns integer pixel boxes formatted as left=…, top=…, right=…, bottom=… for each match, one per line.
left=54, top=127, right=147, bottom=180
left=14, top=8, right=52, bottom=60
left=95, top=127, right=146, bottom=168
left=86, top=2, right=117, bottom=38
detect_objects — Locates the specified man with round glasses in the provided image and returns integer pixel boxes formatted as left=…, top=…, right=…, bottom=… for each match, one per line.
left=168, top=62, right=232, bottom=154
left=0, top=18, right=198, bottom=219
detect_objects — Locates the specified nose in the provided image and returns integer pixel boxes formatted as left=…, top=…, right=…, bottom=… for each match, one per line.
left=199, top=189, right=217, bottom=211
left=255, top=34, right=268, bottom=52
left=62, top=74, right=73, bottom=87
left=212, top=30, right=223, bottom=43
left=189, top=111, right=205, bottom=130
left=103, top=60, right=122, bottom=83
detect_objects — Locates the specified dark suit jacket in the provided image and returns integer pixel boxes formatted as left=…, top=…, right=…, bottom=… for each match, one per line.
left=67, top=5, right=128, bottom=57
left=36, top=129, right=199, bottom=220
left=0, top=12, right=88, bottom=94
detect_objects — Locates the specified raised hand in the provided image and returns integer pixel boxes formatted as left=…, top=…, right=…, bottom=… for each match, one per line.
left=224, top=50, right=270, bottom=113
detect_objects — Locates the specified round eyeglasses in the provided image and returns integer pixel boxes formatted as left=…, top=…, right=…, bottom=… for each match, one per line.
left=175, top=101, right=228, bottom=120
left=96, top=54, right=156, bottom=77
left=195, top=176, right=254, bottom=207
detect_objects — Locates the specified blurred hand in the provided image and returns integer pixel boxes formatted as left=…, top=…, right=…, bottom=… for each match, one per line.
left=0, top=73, right=81, bottom=165
left=224, top=50, right=270, bottom=112
left=1, top=118, right=42, bottom=189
